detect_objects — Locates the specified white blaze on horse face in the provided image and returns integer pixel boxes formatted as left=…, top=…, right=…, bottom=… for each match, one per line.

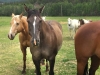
left=9, top=19, right=17, bottom=34
left=33, top=16, right=37, bottom=34
left=33, top=16, right=37, bottom=42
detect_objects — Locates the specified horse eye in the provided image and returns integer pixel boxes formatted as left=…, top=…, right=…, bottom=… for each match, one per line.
left=16, top=23, right=19, bottom=25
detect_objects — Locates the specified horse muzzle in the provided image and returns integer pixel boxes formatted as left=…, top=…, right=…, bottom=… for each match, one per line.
left=68, top=24, right=71, bottom=26
left=31, top=39, right=40, bottom=46
left=8, top=33, right=15, bottom=40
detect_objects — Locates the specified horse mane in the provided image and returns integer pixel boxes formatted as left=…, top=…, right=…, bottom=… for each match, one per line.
left=41, top=20, right=53, bottom=33
left=21, top=16, right=29, bottom=35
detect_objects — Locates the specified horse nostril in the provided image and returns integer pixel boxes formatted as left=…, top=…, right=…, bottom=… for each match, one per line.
left=36, top=39, right=40, bottom=45
left=11, top=34, right=13, bottom=38
left=36, top=39, right=40, bottom=43
left=8, top=34, right=10, bottom=38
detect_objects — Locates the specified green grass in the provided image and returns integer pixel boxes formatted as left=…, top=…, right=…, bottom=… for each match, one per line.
left=0, top=16, right=100, bottom=75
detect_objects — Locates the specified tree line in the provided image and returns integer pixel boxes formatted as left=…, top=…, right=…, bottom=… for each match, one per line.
left=0, top=1, right=100, bottom=16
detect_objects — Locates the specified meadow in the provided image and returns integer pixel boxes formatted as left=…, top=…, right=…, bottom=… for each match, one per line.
left=0, top=16, right=100, bottom=75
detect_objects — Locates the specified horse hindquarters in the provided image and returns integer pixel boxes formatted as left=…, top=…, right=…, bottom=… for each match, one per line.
left=77, top=57, right=89, bottom=75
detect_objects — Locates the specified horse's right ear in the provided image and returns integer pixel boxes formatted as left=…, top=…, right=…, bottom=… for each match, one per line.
left=12, top=13, right=15, bottom=17
left=24, top=4, right=29, bottom=12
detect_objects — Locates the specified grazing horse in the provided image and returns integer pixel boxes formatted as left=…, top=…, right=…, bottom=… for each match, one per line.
left=75, top=21, right=100, bottom=75
left=24, top=4, right=62, bottom=75
left=8, top=13, right=47, bottom=74
left=8, top=13, right=31, bottom=74
left=67, top=18, right=80, bottom=39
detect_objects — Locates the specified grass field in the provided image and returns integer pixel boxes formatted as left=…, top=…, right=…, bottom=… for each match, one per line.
left=0, top=16, right=100, bottom=75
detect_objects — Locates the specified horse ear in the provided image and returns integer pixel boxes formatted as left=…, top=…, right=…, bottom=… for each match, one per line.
left=19, top=13, right=23, bottom=19
left=24, top=4, right=29, bottom=12
left=12, top=13, right=15, bottom=17
left=39, top=6, right=45, bottom=14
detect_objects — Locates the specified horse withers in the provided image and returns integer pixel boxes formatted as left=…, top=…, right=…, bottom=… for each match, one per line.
left=24, top=4, right=63, bottom=75
left=75, top=21, right=100, bottom=75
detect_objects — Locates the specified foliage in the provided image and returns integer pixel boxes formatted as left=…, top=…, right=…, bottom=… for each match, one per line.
left=0, top=0, right=100, bottom=16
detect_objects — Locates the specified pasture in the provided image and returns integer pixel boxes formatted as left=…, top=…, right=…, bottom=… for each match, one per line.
left=0, top=16, right=100, bottom=75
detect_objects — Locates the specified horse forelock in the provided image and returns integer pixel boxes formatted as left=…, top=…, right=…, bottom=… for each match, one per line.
left=11, top=15, right=20, bottom=23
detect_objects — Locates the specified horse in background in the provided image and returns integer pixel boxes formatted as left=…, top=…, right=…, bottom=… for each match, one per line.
left=8, top=13, right=48, bottom=74
left=24, top=4, right=62, bottom=75
left=75, top=21, right=100, bottom=75
left=79, top=18, right=92, bottom=27
left=67, top=18, right=80, bottom=39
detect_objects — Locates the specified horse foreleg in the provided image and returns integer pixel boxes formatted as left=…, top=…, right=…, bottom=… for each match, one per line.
left=33, top=58, right=41, bottom=75
left=49, top=58, right=55, bottom=75
left=89, top=55, right=100, bottom=75
left=21, top=45, right=27, bottom=74
left=70, top=29, right=72, bottom=38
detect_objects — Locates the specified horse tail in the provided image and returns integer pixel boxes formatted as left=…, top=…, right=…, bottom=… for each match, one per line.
left=83, top=62, right=88, bottom=75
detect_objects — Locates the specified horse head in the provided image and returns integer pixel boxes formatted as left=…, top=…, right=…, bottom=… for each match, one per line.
left=79, top=19, right=85, bottom=25
left=67, top=18, right=72, bottom=26
left=8, top=13, right=24, bottom=40
left=24, top=4, right=45, bottom=46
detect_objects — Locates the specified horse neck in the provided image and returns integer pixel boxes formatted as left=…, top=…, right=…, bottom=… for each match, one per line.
left=40, top=21, right=52, bottom=39
left=21, top=17, right=29, bottom=36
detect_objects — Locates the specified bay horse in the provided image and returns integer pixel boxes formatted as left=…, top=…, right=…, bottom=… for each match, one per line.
left=8, top=13, right=48, bottom=74
left=75, top=21, right=100, bottom=75
left=24, top=4, right=62, bottom=75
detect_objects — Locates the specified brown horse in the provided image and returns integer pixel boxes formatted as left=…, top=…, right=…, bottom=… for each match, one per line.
left=75, top=21, right=100, bottom=75
left=24, top=4, right=62, bottom=75
left=8, top=13, right=30, bottom=74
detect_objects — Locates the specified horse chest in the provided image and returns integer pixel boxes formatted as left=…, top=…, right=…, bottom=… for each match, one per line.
left=30, top=46, right=53, bottom=60
left=22, top=40, right=30, bottom=47
left=19, top=33, right=31, bottom=47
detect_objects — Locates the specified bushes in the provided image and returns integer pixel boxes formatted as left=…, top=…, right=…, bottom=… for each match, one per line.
left=0, top=2, right=100, bottom=16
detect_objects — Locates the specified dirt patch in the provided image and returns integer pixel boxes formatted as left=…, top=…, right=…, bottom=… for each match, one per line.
left=60, top=21, right=67, bottom=25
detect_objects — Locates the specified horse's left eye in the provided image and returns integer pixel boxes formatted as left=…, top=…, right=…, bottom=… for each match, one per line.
left=16, top=23, right=19, bottom=25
